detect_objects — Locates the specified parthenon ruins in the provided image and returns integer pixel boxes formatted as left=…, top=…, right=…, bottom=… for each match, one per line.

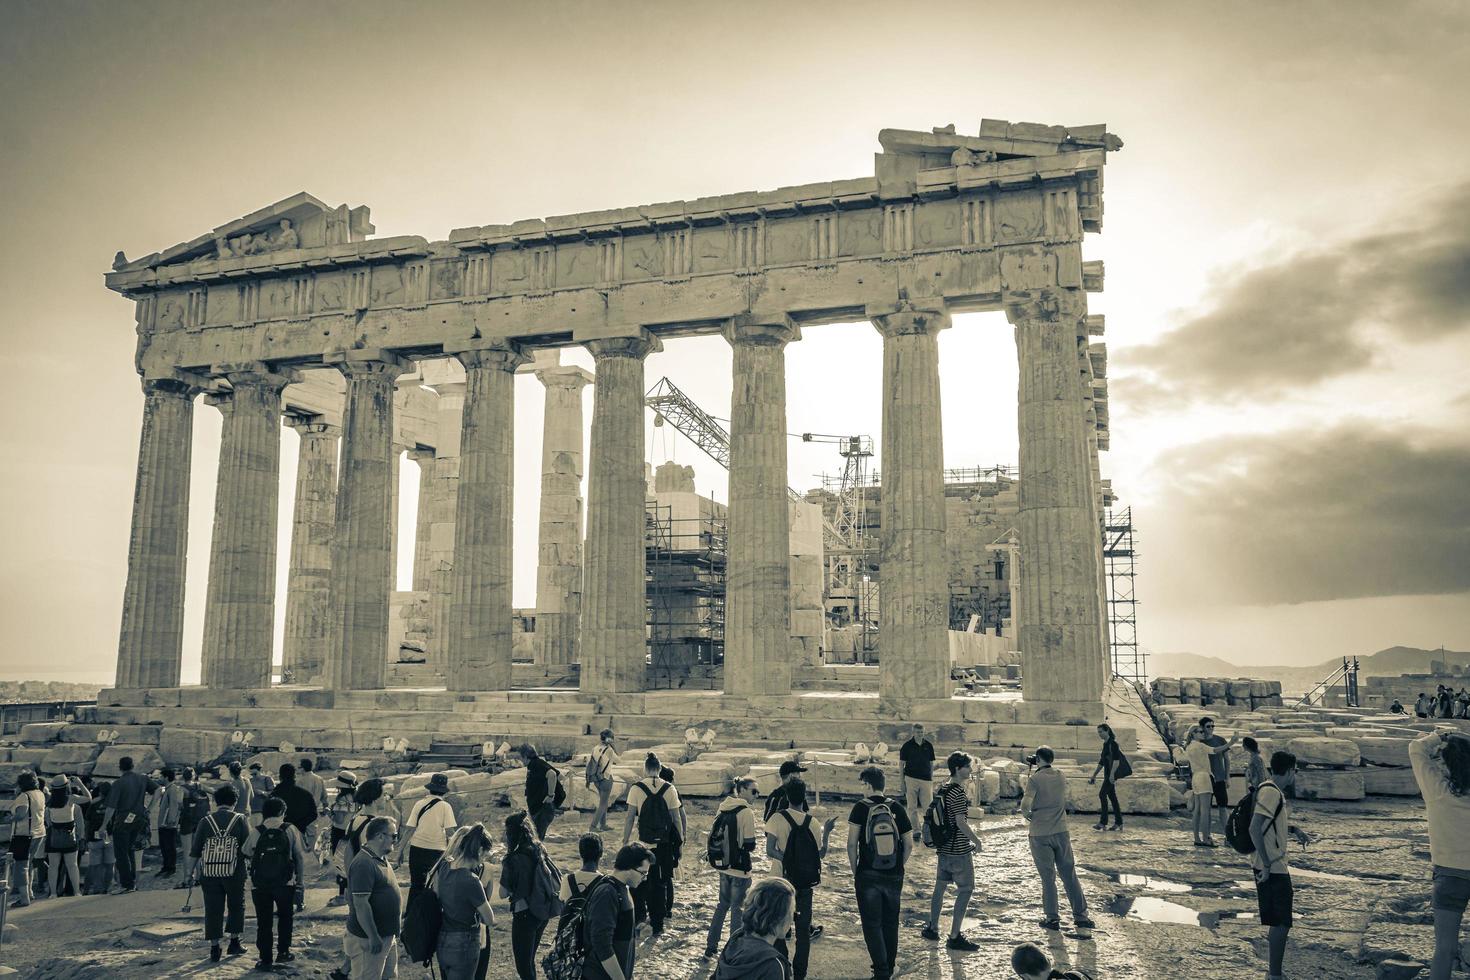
left=102, top=121, right=1120, bottom=743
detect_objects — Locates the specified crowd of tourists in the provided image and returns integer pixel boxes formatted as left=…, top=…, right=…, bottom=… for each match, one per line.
left=6, top=718, right=1467, bottom=980
left=1414, top=687, right=1470, bottom=720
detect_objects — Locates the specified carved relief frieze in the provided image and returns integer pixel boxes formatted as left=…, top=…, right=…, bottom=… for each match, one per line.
left=214, top=218, right=300, bottom=260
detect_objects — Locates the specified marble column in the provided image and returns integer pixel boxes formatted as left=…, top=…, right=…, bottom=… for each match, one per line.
left=1007, top=288, right=1106, bottom=702
left=281, top=420, right=340, bottom=684
left=325, top=350, right=407, bottom=691
left=533, top=365, right=593, bottom=666
left=200, top=364, right=296, bottom=690
left=115, top=377, right=198, bottom=690
left=872, top=307, right=951, bottom=703
left=427, top=382, right=465, bottom=670
left=580, top=333, right=660, bottom=693
left=446, top=346, right=528, bottom=691
left=723, top=317, right=798, bottom=696
left=389, top=448, right=403, bottom=590
left=407, top=448, right=436, bottom=592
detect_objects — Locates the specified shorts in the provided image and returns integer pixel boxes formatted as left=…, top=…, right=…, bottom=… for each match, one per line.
left=1255, top=872, right=1293, bottom=927
left=9, top=836, right=33, bottom=861
left=934, top=851, right=974, bottom=889
left=1432, top=867, right=1470, bottom=914
left=1212, top=780, right=1229, bottom=807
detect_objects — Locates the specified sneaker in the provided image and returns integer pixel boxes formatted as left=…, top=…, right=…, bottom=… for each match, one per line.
left=227, top=937, right=246, bottom=956
left=921, top=926, right=941, bottom=941
left=1038, top=917, right=1061, bottom=931
left=328, top=970, right=349, bottom=980
left=253, top=960, right=273, bottom=971
left=1074, top=917, right=1097, bottom=930
left=809, top=925, right=824, bottom=940
left=1092, top=822, right=1107, bottom=830
left=210, top=945, right=222, bottom=963
left=702, top=948, right=716, bottom=959
left=1109, top=823, right=1123, bottom=831
left=277, top=952, right=294, bottom=963
left=946, top=934, right=980, bottom=952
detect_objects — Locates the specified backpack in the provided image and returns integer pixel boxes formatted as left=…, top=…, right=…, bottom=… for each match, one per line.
left=921, top=787, right=955, bottom=850
left=179, top=788, right=210, bottom=836
left=401, top=868, right=445, bottom=966
left=549, top=766, right=567, bottom=809
left=199, top=813, right=244, bottom=879
left=525, top=846, right=565, bottom=921
left=542, top=875, right=611, bottom=980
left=860, top=799, right=901, bottom=873
left=46, top=805, right=79, bottom=852
left=779, top=810, right=822, bottom=889
left=585, top=748, right=610, bottom=786
left=636, top=782, right=675, bottom=844
left=250, top=825, right=293, bottom=888
left=707, top=805, right=745, bottom=871
left=1226, top=781, right=1283, bottom=855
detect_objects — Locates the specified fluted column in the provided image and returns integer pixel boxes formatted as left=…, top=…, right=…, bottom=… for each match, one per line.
left=427, top=382, right=465, bottom=669
left=116, top=377, right=199, bottom=689
left=447, top=345, right=528, bottom=691
left=872, top=307, right=951, bottom=703
left=408, top=448, right=436, bottom=592
left=281, top=420, right=340, bottom=683
left=325, top=350, right=406, bottom=691
left=723, top=317, right=798, bottom=696
left=200, top=363, right=296, bottom=690
left=1007, top=288, right=1106, bottom=702
left=580, top=333, right=661, bottom=693
left=533, top=365, right=593, bottom=666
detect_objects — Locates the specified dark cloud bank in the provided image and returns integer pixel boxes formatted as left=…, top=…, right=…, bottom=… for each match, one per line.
left=1122, top=180, right=1470, bottom=402
left=1148, top=423, right=1470, bottom=606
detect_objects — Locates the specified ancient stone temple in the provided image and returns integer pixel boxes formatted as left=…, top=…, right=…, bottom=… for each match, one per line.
left=102, top=122, right=1120, bottom=751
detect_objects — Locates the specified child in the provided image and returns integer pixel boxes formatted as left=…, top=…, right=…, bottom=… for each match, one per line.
left=1011, top=941, right=1095, bottom=979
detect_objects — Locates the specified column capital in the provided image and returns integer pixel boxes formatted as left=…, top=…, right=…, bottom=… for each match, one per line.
left=406, top=446, right=436, bottom=463
left=140, top=376, right=200, bottom=399
left=325, top=348, right=409, bottom=380
left=433, top=381, right=467, bottom=400
left=1003, top=287, right=1088, bottom=325
left=723, top=314, right=799, bottom=348
left=284, top=416, right=341, bottom=438
left=869, top=304, right=950, bottom=338
left=212, top=361, right=299, bottom=392
left=584, top=331, right=661, bottom=361
left=452, top=343, right=530, bottom=373
left=534, top=365, right=594, bottom=390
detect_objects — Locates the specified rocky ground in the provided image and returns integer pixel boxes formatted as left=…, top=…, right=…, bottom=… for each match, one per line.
left=2, top=796, right=1454, bottom=979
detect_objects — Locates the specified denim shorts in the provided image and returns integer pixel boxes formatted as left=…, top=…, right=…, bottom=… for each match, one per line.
left=1433, top=867, right=1470, bottom=913
left=935, top=851, right=974, bottom=889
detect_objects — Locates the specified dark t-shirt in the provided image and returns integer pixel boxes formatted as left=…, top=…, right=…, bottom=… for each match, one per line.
left=1098, top=740, right=1124, bottom=778
left=763, top=783, right=792, bottom=821
left=581, top=878, right=636, bottom=980
left=270, top=783, right=318, bottom=834
left=525, top=758, right=555, bottom=811
left=436, top=866, right=488, bottom=932
left=1203, top=735, right=1229, bottom=782
left=346, top=849, right=401, bottom=938
left=106, top=771, right=157, bottom=822
left=847, top=795, right=912, bottom=880
left=900, top=739, right=935, bottom=781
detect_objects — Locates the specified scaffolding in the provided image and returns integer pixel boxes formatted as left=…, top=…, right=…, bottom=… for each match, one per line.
left=645, top=504, right=726, bottom=689
left=1104, top=507, right=1143, bottom=684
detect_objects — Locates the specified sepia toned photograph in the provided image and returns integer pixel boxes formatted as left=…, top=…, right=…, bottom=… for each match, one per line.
left=1, top=1, right=1466, bottom=977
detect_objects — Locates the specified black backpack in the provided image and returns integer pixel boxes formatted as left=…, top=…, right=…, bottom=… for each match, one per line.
left=251, top=826, right=294, bottom=888
left=779, top=810, right=822, bottom=889
left=707, top=805, right=746, bottom=871
left=543, top=875, right=611, bottom=980
left=525, top=846, right=565, bottom=921
left=180, top=788, right=211, bottom=836
left=1226, top=781, right=1283, bottom=855
left=636, top=782, right=675, bottom=844
left=401, top=869, right=445, bottom=966
left=921, top=788, right=954, bottom=850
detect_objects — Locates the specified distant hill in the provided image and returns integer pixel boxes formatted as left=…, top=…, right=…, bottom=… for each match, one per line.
left=1148, top=646, right=1469, bottom=697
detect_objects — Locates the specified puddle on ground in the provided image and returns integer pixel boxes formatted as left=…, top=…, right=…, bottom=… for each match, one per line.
left=1106, top=895, right=1211, bottom=926
left=1293, top=867, right=1359, bottom=885
left=1110, top=873, right=1193, bottom=893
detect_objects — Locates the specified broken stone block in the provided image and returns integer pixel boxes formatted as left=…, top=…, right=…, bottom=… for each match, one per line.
left=1357, top=737, right=1412, bottom=767
left=157, top=728, right=231, bottom=767
left=93, top=745, right=166, bottom=778
left=1294, top=768, right=1364, bottom=801
left=1117, top=777, right=1172, bottom=815
left=1376, top=959, right=1424, bottom=980
left=1285, top=737, right=1361, bottom=768
left=40, top=742, right=101, bottom=774
left=16, top=722, right=68, bottom=744
left=1363, top=767, right=1421, bottom=797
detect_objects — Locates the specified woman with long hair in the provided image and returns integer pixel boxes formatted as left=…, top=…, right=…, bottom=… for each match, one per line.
left=1410, top=730, right=1470, bottom=980
left=499, top=810, right=554, bottom=979
left=714, top=877, right=796, bottom=979
left=44, top=775, right=90, bottom=899
left=432, top=824, right=497, bottom=980
left=9, top=770, right=46, bottom=907
left=1088, top=723, right=1129, bottom=831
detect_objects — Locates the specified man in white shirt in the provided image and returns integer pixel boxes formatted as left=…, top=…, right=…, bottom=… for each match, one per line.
left=586, top=729, right=621, bottom=833
left=1250, top=750, right=1298, bottom=980
left=622, top=754, right=684, bottom=935
left=392, top=772, right=456, bottom=905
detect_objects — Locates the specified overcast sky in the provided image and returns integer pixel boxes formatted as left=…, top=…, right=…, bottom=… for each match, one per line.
left=2, top=0, right=1466, bottom=683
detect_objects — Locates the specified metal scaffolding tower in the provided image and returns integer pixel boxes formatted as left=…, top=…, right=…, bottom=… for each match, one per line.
left=1104, top=507, right=1143, bottom=683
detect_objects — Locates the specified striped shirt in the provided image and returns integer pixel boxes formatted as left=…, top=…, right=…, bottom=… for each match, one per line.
left=936, top=780, right=973, bottom=855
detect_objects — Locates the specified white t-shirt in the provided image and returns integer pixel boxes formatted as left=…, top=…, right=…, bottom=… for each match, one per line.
left=589, top=744, right=619, bottom=781
left=406, top=796, right=457, bottom=851
left=13, top=789, right=46, bottom=837
left=559, top=868, right=603, bottom=902
left=1249, top=781, right=1290, bottom=876
left=626, top=779, right=681, bottom=843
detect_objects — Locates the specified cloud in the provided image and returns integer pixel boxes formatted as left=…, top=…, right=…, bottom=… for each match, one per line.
left=1122, top=181, right=1470, bottom=402
left=1144, top=423, right=1470, bottom=606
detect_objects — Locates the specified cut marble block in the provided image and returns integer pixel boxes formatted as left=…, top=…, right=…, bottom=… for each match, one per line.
left=978, top=769, right=1001, bottom=804
left=672, top=760, right=736, bottom=797
left=94, top=745, right=165, bottom=777
left=1362, top=767, right=1421, bottom=797
left=158, top=729, right=231, bottom=767
left=16, top=722, right=68, bottom=744
left=1118, top=777, right=1172, bottom=815
left=1295, top=768, right=1365, bottom=801
left=1284, top=737, right=1361, bottom=768
left=1357, top=737, right=1413, bottom=767
left=1180, top=679, right=1202, bottom=699
left=40, top=743, right=102, bottom=774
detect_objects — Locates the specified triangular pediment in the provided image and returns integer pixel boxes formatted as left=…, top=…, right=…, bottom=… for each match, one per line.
left=879, top=120, right=1121, bottom=169
left=114, top=192, right=374, bottom=272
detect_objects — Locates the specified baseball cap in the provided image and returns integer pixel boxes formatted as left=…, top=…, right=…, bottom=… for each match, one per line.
left=778, top=760, right=808, bottom=777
